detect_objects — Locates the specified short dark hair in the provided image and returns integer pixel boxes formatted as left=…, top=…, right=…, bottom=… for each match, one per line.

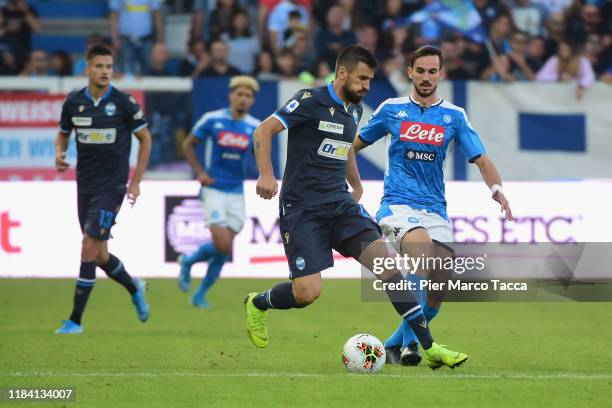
left=86, top=43, right=113, bottom=61
left=335, top=45, right=378, bottom=74
left=409, top=45, right=443, bottom=68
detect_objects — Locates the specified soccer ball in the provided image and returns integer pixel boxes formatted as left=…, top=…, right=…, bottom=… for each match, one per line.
left=342, top=334, right=386, bottom=373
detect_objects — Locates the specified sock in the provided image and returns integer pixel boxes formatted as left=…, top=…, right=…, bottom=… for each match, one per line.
left=405, top=272, right=426, bottom=305
left=382, top=272, right=434, bottom=350
left=401, top=320, right=419, bottom=348
left=68, top=261, right=96, bottom=325
left=100, top=254, right=137, bottom=295
left=194, top=254, right=229, bottom=299
left=384, top=323, right=403, bottom=348
left=252, top=282, right=301, bottom=311
left=424, top=304, right=440, bottom=322
left=183, top=241, right=218, bottom=266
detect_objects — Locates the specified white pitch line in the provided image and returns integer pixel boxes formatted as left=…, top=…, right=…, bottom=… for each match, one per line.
left=3, top=372, right=612, bottom=380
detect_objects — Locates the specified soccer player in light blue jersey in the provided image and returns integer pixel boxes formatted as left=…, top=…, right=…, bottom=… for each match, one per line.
left=179, top=76, right=261, bottom=308
left=353, top=46, right=513, bottom=365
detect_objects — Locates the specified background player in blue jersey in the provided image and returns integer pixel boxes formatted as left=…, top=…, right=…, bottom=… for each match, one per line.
left=242, top=45, right=468, bottom=370
left=354, top=45, right=513, bottom=365
left=54, top=44, right=152, bottom=334
left=178, top=76, right=260, bottom=308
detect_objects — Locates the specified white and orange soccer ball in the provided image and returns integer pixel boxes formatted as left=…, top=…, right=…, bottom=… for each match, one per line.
left=342, top=334, right=386, bottom=373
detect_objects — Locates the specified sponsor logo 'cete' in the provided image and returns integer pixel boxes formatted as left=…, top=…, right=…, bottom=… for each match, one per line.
left=317, top=138, right=350, bottom=161
left=406, top=149, right=436, bottom=162
left=400, top=121, right=445, bottom=145
left=217, top=131, right=249, bottom=150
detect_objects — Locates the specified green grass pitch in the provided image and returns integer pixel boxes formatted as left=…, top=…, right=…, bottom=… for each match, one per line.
left=1, top=278, right=612, bottom=407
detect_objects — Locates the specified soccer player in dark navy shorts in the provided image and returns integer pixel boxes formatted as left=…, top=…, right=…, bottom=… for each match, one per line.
left=243, top=45, right=468, bottom=369
left=53, top=44, right=152, bottom=334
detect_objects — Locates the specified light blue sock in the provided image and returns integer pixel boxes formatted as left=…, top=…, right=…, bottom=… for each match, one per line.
left=424, top=304, right=440, bottom=322
left=384, top=322, right=403, bottom=347
left=194, top=253, right=229, bottom=299
left=401, top=319, right=418, bottom=347
left=183, top=241, right=217, bottom=266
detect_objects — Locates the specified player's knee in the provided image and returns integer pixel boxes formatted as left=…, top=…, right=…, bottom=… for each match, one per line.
left=293, top=284, right=321, bottom=305
left=81, top=235, right=99, bottom=259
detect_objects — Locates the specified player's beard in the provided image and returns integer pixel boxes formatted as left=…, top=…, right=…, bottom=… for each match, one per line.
left=342, top=82, right=366, bottom=104
left=415, top=83, right=437, bottom=98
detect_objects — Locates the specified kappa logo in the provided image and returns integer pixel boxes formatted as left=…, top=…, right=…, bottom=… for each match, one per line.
left=395, top=110, right=408, bottom=118
left=301, top=91, right=312, bottom=99
left=329, top=107, right=335, bottom=117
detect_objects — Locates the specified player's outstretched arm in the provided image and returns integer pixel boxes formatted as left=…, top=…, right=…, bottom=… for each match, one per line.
left=182, top=133, right=214, bottom=186
left=254, top=116, right=283, bottom=199
left=473, top=155, right=513, bottom=221
left=54, top=132, right=70, bottom=172
left=128, top=127, right=152, bottom=206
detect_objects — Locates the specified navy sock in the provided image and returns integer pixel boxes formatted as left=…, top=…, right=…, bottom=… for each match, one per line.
left=382, top=272, right=434, bottom=349
left=252, top=282, right=301, bottom=311
left=69, top=261, right=96, bottom=325
left=194, top=254, right=228, bottom=298
left=100, top=254, right=137, bottom=295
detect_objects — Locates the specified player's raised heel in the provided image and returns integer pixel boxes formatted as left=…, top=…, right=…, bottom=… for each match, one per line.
left=177, top=255, right=191, bottom=293
left=422, top=342, right=468, bottom=370
left=55, top=319, right=83, bottom=334
left=244, top=292, right=268, bottom=348
left=132, top=278, right=150, bottom=322
left=400, top=342, right=422, bottom=366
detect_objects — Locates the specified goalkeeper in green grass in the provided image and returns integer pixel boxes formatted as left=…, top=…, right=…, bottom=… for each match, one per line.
left=243, top=45, right=467, bottom=369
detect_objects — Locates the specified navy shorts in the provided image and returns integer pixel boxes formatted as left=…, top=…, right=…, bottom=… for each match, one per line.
left=77, top=187, right=125, bottom=240
left=280, top=198, right=381, bottom=279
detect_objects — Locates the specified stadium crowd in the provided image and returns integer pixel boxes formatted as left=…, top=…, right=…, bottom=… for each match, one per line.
left=1, top=0, right=611, bottom=84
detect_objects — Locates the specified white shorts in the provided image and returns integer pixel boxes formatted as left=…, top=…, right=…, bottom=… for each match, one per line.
left=377, top=203, right=453, bottom=252
left=200, top=187, right=246, bottom=233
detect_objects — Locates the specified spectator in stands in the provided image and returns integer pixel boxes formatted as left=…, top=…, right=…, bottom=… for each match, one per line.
left=583, top=33, right=609, bottom=77
left=267, top=0, right=309, bottom=54
left=482, top=31, right=536, bottom=81
left=289, top=27, right=314, bottom=73
left=283, top=10, right=304, bottom=45
left=454, top=35, right=489, bottom=78
left=543, top=12, right=565, bottom=58
left=276, top=47, right=297, bottom=78
left=337, top=0, right=366, bottom=31
left=199, top=39, right=241, bottom=77
left=566, top=4, right=605, bottom=44
left=536, top=39, right=595, bottom=99
left=358, top=25, right=389, bottom=62
left=376, top=0, right=409, bottom=34
left=441, top=40, right=470, bottom=79
left=19, top=48, right=48, bottom=76
left=208, top=0, right=242, bottom=40
left=0, top=0, right=41, bottom=72
left=0, top=46, right=18, bottom=75
left=526, top=35, right=547, bottom=72
left=488, top=14, right=514, bottom=54
left=49, top=50, right=73, bottom=76
left=510, top=0, right=545, bottom=37
left=254, top=48, right=278, bottom=80
left=259, top=0, right=311, bottom=50
left=315, top=4, right=357, bottom=71
left=109, top=0, right=164, bottom=76
left=147, top=42, right=170, bottom=76
left=531, top=0, right=571, bottom=15
left=222, top=9, right=260, bottom=74
left=475, top=0, right=510, bottom=33
left=178, top=38, right=209, bottom=77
